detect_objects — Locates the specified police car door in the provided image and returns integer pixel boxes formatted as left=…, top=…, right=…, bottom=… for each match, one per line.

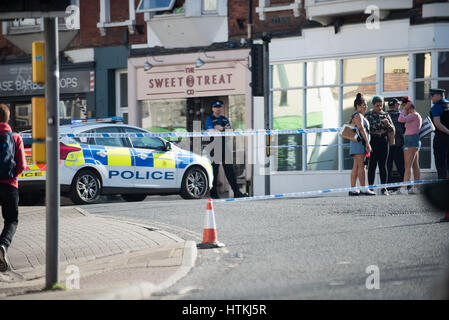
left=123, top=128, right=178, bottom=189
left=92, top=127, right=133, bottom=188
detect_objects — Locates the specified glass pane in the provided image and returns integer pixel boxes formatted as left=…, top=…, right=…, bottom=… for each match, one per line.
left=415, top=53, right=431, bottom=79
left=307, top=60, right=338, bottom=86
left=306, top=132, right=339, bottom=170
left=438, top=52, right=449, bottom=77
left=384, top=56, right=409, bottom=92
left=414, top=81, right=431, bottom=169
left=343, top=57, right=377, bottom=84
left=202, top=0, right=217, bottom=11
left=140, top=98, right=187, bottom=133
left=438, top=80, right=449, bottom=96
left=306, top=87, right=339, bottom=170
left=138, top=0, right=175, bottom=11
left=342, top=85, right=376, bottom=170
left=272, top=89, right=303, bottom=171
left=229, top=95, right=245, bottom=130
left=119, top=73, right=128, bottom=108
left=59, top=98, right=87, bottom=124
left=272, top=63, right=303, bottom=89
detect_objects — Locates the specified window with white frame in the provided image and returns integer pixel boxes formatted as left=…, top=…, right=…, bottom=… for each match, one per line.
left=202, top=0, right=217, bottom=13
left=271, top=52, right=449, bottom=173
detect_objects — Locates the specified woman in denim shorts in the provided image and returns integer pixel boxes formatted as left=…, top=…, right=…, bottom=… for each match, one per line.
left=398, top=97, right=422, bottom=194
left=348, top=93, right=374, bottom=196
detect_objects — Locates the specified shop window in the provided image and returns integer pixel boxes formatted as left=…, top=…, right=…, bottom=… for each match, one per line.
left=272, top=89, right=303, bottom=172
left=140, top=98, right=187, bottom=133
left=306, top=60, right=338, bottom=86
left=438, top=52, right=449, bottom=77
left=59, top=98, right=87, bottom=124
left=272, top=63, right=303, bottom=90
left=306, top=87, right=339, bottom=171
left=415, top=53, right=431, bottom=79
left=343, top=57, right=377, bottom=84
left=383, top=56, right=409, bottom=92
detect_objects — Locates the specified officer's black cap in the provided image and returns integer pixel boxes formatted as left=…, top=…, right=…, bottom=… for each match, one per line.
left=211, top=100, right=223, bottom=108
left=388, top=98, right=399, bottom=107
left=430, top=88, right=446, bottom=96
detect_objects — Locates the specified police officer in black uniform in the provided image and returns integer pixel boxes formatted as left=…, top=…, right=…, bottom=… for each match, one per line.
left=205, top=100, right=247, bottom=199
left=430, top=88, right=449, bottom=180
left=386, top=98, right=405, bottom=192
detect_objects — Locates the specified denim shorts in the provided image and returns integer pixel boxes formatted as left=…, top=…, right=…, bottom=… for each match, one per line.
left=403, top=134, right=421, bottom=151
left=349, top=139, right=365, bottom=155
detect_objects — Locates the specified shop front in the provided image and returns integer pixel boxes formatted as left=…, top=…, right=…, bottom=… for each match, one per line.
left=0, top=61, right=95, bottom=132
left=267, top=19, right=449, bottom=195
left=127, top=49, right=252, bottom=195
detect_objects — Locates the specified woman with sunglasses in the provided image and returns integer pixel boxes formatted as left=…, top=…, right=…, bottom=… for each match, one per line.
left=364, top=96, right=395, bottom=195
left=398, top=97, right=422, bottom=195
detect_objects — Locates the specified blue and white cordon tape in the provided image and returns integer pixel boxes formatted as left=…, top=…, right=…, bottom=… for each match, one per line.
left=19, top=127, right=342, bottom=139
left=213, top=179, right=440, bottom=203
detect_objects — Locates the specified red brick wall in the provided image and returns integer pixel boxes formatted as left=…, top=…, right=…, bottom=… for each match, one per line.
left=69, top=0, right=147, bottom=49
left=229, top=0, right=306, bottom=40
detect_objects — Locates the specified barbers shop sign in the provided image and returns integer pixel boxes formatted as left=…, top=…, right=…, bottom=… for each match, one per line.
left=0, top=64, right=94, bottom=97
left=137, top=61, right=247, bottom=100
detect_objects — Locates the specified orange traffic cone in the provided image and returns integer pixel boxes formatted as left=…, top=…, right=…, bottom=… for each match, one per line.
left=197, top=199, right=225, bottom=249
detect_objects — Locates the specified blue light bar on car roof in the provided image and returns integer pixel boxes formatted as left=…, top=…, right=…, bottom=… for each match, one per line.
left=71, top=116, right=124, bottom=124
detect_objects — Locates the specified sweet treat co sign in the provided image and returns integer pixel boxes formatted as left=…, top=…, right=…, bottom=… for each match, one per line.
left=137, top=61, right=247, bottom=100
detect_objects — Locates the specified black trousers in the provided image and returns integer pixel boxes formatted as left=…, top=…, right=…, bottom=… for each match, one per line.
left=368, top=134, right=389, bottom=188
left=211, top=163, right=240, bottom=195
left=387, top=145, right=405, bottom=190
left=434, top=132, right=449, bottom=180
left=0, top=184, right=19, bottom=251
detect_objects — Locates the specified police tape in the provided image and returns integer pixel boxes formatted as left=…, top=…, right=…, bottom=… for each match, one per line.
left=19, top=127, right=342, bottom=139
left=213, top=179, right=440, bottom=203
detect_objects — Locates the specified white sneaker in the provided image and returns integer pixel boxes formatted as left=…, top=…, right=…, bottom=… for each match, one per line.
left=398, top=188, right=408, bottom=195
left=409, top=187, right=420, bottom=194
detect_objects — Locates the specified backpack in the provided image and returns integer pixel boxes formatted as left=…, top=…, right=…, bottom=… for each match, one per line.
left=0, top=132, right=16, bottom=179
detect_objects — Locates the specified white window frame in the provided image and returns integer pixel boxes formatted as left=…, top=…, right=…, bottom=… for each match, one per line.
left=97, top=0, right=136, bottom=36
left=202, top=0, right=218, bottom=15
left=269, top=50, right=448, bottom=174
left=115, top=69, right=128, bottom=122
left=256, top=0, right=301, bottom=21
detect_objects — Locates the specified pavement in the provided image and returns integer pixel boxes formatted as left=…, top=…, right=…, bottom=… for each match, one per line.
left=0, top=206, right=197, bottom=300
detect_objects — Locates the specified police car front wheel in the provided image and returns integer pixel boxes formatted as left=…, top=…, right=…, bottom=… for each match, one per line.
left=70, top=169, right=102, bottom=204
left=180, top=166, right=208, bottom=200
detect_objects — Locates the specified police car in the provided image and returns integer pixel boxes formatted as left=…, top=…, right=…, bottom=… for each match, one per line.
left=19, top=117, right=213, bottom=204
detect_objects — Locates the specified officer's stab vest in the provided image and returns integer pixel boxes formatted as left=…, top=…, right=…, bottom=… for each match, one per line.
left=430, top=101, right=449, bottom=134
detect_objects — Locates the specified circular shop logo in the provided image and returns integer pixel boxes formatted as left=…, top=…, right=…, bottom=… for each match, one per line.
left=186, top=75, right=195, bottom=88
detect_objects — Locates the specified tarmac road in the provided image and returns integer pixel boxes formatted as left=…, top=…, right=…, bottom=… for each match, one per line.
left=80, top=193, right=449, bottom=300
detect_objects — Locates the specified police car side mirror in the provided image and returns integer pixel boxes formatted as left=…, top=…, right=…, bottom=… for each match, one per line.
left=165, top=141, right=172, bottom=151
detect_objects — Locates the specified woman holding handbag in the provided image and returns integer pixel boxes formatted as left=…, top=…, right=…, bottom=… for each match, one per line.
left=398, top=97, right=422, bottom=195
left=349, top=93, right=375, bottom=196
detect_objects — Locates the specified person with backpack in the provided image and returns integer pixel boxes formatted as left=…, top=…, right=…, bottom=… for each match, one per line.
left=0, top=104, right=26, bottom=272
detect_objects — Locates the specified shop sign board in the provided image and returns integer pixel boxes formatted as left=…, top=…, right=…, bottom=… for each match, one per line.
left=137, top=61, right=248, bottom=100
left=0, top=63, right=94, bottom=96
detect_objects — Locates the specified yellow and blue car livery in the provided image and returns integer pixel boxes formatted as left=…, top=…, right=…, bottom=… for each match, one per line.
left=18, top=119, right=213, bottom=204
